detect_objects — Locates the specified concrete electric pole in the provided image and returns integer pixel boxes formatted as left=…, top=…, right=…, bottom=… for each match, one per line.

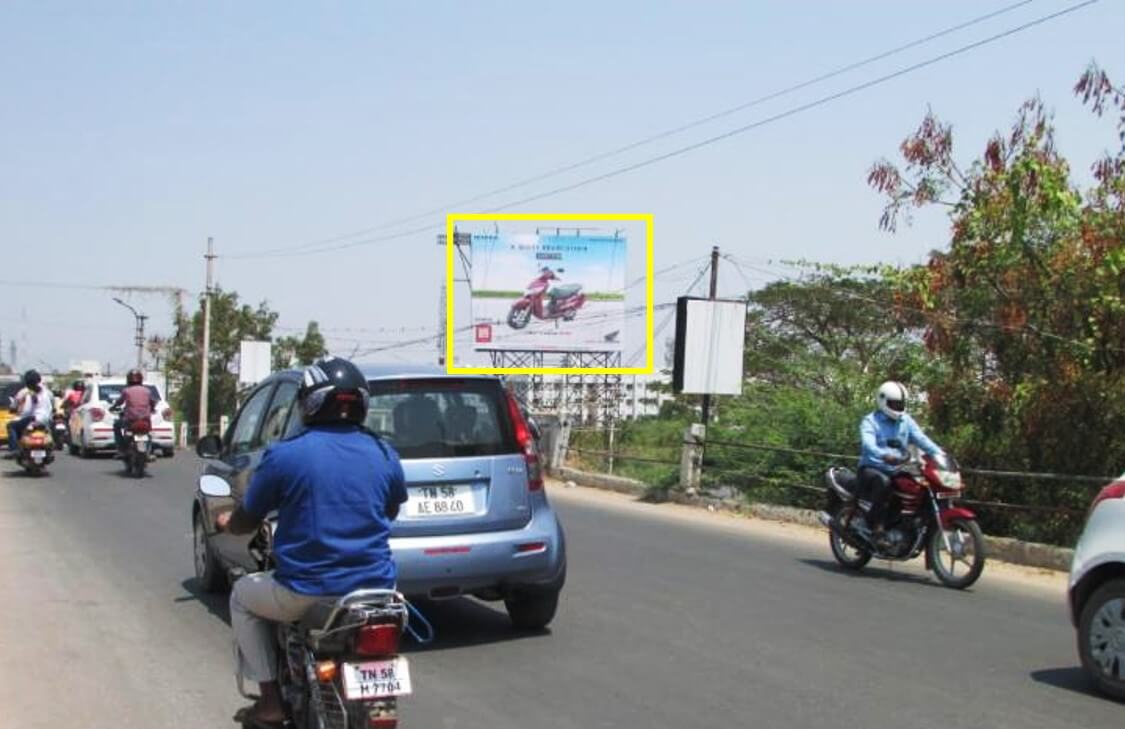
left=198, top=237, right=215, bottom=439
left=700, top=245, right=720, bottom=425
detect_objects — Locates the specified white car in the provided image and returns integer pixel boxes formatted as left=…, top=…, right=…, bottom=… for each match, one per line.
left=1068, top=471, right=1125, bottom=699
left=69, top=378, right=175, bottom=457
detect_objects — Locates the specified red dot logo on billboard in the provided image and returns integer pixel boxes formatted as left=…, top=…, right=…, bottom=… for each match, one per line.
left=475, top=323, right=493, bottom=343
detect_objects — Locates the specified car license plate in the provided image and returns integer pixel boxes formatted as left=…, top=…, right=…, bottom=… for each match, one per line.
left=31, top=450, right=46, bottom=460
left=341, top=656, right=412, bottom=700
left=404, top=484, right=479, bottom=518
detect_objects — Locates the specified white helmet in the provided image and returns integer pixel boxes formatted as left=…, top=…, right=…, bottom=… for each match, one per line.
left=876, top=381, right=908, bottom=421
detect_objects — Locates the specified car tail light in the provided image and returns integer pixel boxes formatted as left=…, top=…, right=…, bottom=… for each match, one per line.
left=354, top=624, right=400, bottom=657
left=504, top=389, right=543, bottom=491
left=90, top=407, right=105, bottom=422
left=162, top=407, right=173, bottom=421
left=1090, top=479, right=1125, bottom=514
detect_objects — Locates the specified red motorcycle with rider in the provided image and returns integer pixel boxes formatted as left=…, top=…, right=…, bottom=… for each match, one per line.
left=506, top=267, right=587, bottom=330
left=818, top=381, right=987, bottom=589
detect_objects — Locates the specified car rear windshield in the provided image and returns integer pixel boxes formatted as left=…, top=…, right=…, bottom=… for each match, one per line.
left=366, top=378, right=517, bottom=459
left=98, top=384, right=161, bottom=404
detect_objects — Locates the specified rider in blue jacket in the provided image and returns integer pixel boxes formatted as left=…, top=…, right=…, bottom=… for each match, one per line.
left=858, top=381, right=944, bottom=544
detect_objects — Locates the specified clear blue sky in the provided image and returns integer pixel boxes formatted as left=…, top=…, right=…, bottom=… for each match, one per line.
left=2, top=0, right=1121, bottom=372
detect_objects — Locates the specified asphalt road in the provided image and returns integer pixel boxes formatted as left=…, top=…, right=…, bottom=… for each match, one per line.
left=0, top=451, right=1120, bottom=729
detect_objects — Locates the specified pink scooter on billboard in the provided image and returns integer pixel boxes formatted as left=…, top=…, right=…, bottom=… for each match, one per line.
left=506, top=267, right=587, bottom=330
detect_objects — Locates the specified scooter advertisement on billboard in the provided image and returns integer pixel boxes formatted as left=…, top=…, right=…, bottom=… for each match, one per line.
left=470, top=232, right=626, bottom=352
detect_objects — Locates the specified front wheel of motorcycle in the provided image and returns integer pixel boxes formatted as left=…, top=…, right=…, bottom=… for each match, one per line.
left=928, top=518, right=986, bottom=589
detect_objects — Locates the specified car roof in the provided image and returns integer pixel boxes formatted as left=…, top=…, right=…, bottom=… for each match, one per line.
left=271, top=363, right=498, bottom=383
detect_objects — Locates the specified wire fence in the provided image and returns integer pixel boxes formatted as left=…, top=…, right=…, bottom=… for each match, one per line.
left=563, top=431, right=1111, bottom=542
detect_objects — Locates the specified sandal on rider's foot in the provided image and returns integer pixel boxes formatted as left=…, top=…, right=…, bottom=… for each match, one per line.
left=232, top=705, right=289, bottom=729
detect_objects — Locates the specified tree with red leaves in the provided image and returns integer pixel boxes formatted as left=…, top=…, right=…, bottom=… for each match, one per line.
left=868, top=63, right=1125, bottom=544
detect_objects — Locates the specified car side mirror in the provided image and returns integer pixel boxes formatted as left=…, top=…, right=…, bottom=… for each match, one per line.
left=196, top=434, right=224, bottom=459
left=198, top=474, right=232, bottom=498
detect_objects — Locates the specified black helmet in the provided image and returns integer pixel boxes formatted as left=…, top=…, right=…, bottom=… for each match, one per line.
left=126, top=369, right=143, bottom=386
left=73, top=380, right=86, bottom=391
left=23, top=369, right=41, bottom=388
left=298, top=357, right=369, bottom=426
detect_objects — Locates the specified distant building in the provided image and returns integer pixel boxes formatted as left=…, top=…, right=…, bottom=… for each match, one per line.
left=69, top=360, right=105, bottom=377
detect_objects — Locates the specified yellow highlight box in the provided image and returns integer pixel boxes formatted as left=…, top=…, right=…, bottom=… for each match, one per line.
left=445, top=213, right=654, bottom=375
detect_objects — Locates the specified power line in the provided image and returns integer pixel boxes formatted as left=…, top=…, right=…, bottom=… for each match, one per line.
left=479, top=0, right=1099, bottom=215
left=225, top=0, right=1046, bottom=260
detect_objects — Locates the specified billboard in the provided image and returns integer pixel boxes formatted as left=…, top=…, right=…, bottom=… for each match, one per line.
left=470, top=232, right=626, bottom=352
left=672, top=297, right=746, bottom=395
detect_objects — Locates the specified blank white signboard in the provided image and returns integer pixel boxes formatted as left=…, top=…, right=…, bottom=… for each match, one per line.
left=238, top=340, right=273, bottom=385
left=679, top=299, right=746, bottom=395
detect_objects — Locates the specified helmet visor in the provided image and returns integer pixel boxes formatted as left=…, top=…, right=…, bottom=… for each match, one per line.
left=886, top=398, right=905, bottom=413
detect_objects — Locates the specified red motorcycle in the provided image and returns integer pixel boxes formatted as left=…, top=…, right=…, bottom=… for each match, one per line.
left=818, top=446, right=986, bottom=589
left=506, top=268, right=586, bottom=330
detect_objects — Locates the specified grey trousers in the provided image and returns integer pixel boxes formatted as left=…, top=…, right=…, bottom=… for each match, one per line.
left=229, top=572, right=326, bottom=683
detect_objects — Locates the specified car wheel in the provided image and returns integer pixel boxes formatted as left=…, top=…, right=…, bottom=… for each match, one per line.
left=1078, top=577, right=1125, bottom=700
left=164, top=448, right=175, bottom=458
left=193, top=512, right=228, bottom=593
left=504, top=590, right=559, bottom=630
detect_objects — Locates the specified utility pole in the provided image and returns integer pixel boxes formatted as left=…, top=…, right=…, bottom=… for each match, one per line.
left=700, top=245, right=720, bottom=425
left=113, top=298, right=149, bottom=369
left=199, top=237, right=215, bottom=440
left=437, top=282, right=446, bottom=366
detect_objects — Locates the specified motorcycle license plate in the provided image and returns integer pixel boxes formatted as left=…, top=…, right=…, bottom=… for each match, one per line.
left=403, top=484, right=481, bottom=518
left=341, top=656, right=412, bottom=700
left=31, top=450, right=46, bottom=460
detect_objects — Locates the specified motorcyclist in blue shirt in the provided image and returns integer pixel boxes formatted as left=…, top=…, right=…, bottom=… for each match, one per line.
left=857, top=381, right=945, bottom=546
left=215, top=357, right=407, bottom=726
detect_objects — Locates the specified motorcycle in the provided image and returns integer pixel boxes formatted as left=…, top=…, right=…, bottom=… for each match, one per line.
left=817, top=445, right=987, bottom=589
left=51, top=408, right=69, bottom=449
left=198, top=476, right=413, bottom=729
left=114, top=410, right=153, bottom=478
left=507, top=267, right=586, bottom=330
left=16, top=422, right=54, bottom=476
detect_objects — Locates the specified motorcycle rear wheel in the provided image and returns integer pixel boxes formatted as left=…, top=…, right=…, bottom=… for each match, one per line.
left=830, top=531, right=872, bottom=571
left=928, top=518, right=986, bottom=589
left=507, top=307, right=531, bottom=330
left=829, top=507, right=871, bottom=570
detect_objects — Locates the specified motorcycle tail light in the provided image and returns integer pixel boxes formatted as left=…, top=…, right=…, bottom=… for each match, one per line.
left=354, top=624, right=399, bottom=657
left=504, top=389, right=543, bottom=491
left=131, top=418, right=152, bottom=434
left=369, top=716, right=398, bottom=729
left=315, top=660, right=337, bottom=683
left=90, top=407, right=105, bottom=422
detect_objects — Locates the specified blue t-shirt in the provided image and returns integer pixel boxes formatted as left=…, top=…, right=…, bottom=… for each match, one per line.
left=243, top=424, right=408, bottom=596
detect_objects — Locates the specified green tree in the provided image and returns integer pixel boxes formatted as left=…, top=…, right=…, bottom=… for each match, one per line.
left=166, top=288, right=280, bottom=434
left=272, top=321, right=327, bottom=371
left=868, top=64, right=1125, bottom=542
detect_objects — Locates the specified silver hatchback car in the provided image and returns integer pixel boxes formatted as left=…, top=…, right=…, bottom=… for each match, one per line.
left=191, top=364, right=566, bottom=629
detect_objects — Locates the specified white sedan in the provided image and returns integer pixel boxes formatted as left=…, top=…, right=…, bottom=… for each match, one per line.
left=1069, top=471, right=1125, bottom=699
left=69, top=378, right=175, bottom=457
